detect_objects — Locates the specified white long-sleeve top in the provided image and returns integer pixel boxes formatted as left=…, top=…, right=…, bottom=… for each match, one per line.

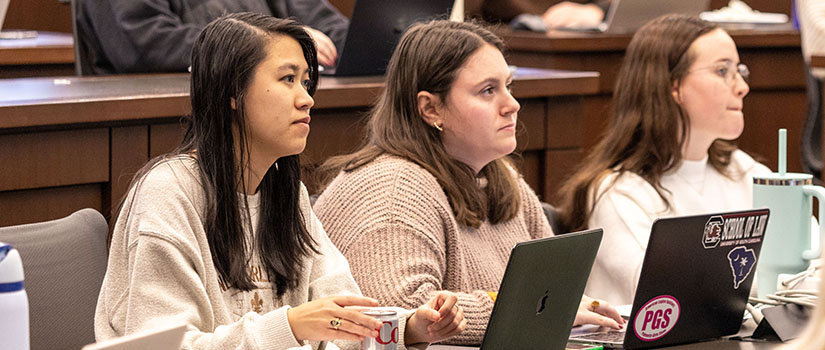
left=798, top=0, right=825, bottom=78
left=584, top=150, right=771, bottom=305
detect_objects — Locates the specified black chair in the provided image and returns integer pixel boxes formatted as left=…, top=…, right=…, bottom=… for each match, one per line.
left=802, top=65, right=823, bottom=178
left=541, top=202, right=569, bottom=235
left=70, top=0, right=94, bottom=75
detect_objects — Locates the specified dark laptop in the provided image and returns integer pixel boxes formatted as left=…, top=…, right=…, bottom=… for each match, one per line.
left=480, top=229, right=603, bottom=349
left=569, top=209, right=770, bottom=349
left=321, top=0, right=453, bottom=76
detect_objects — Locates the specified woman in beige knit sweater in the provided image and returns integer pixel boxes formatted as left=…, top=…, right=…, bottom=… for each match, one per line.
left=94, top=13, right=464, bottom=349
left=313, top=20, right=624, bottom=345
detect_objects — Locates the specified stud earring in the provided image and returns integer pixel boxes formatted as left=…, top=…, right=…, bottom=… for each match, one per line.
left=433, top=121, right=443, bottom=132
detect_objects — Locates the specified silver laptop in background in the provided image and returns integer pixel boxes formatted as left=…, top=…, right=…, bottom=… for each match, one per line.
left=559, top=0, right=711, bottom=33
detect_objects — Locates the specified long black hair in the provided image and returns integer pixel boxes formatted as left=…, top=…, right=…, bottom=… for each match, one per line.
left=183, top=12, right=319, bottom=295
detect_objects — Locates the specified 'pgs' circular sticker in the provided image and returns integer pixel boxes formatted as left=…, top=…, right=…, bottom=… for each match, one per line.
left=633, top=295, right=680, bottom=341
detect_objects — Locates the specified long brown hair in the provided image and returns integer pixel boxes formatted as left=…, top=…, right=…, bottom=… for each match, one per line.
left=321, top=20, right=520, bottom=228
left=118, top=13, right=319, bottom=296
left=559, top=14, right=737, bottom=231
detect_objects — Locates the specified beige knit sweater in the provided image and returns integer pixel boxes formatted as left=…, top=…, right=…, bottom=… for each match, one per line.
left=313, top=155, right=554, bottom=345
left=94, top=156, right=416, bottom=350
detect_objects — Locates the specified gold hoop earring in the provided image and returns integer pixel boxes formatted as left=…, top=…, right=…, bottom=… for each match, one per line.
left=433, top=121, right=443, bottom=132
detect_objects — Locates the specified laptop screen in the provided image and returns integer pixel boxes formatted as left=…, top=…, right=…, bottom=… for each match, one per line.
left=328, top=0, right=453, bottom=76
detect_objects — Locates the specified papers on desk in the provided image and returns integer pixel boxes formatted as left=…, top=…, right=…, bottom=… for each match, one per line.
left=700, top=0, right=788, bottom=24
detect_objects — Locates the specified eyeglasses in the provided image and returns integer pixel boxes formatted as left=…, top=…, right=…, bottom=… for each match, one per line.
left=689, top=62, right=749, bottom=86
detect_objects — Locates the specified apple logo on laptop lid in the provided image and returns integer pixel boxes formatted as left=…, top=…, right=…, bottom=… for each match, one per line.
left=536, top=289, right=549, bottom=315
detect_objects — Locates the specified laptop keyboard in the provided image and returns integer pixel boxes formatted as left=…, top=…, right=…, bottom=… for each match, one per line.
left=571, top=329, right=626, bottom=344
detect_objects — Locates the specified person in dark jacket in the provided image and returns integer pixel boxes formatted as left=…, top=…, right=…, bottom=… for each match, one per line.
left=75, top=0, right=348, bottom=74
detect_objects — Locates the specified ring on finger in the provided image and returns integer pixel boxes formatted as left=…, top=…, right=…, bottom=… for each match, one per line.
left=330, top=317, right=342, bottom=330
left=590, top=299, right=600, bottom=312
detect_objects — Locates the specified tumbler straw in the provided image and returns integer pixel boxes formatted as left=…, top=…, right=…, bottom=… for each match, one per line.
left=778, top=128, right=787, bottom=176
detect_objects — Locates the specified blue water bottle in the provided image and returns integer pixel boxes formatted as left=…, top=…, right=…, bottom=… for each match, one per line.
left=0, top=243, right=30, bottom=350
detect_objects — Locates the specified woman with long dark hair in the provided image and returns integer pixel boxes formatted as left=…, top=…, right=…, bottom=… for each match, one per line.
left=558, top=14, right=771, bottom=305
left=94, top=13, right=464, bottom=349
left=313, top=20, right=624, bottom=345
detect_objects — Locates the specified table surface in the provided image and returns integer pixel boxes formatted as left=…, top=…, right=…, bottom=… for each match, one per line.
left=430, top=320, right=781, bottom=349
left=0, top=31, right=73, bottom=65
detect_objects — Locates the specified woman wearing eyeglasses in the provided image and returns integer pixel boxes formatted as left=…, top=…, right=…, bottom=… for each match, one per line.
left=557, top=14, right=771, bottom=306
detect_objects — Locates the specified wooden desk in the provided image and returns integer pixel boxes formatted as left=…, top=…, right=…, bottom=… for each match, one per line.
left=0, top=68, right=598, bottom=226
left=0, top=31, right=74, bottom=78
left=431, top=320, right=780, bottom=349
left=501, top=25, right=806, bottom=175
left=432, top=337, right=777, bottom=349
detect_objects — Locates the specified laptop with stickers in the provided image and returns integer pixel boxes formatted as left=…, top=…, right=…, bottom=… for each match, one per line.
left=479, top=229, right=603, bottom=349
left=569, top=208, right=770, bottom=349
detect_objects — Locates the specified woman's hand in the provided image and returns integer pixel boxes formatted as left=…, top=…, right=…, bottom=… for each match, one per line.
left=573, top=295, right=625, bottom=329
left=304, top=27, right=338, bottom=67
left=541, top=1, right=604, bottom=28
left=287, top=295, right=382, bottom=342
left=404, top=291, right=467, bottom=344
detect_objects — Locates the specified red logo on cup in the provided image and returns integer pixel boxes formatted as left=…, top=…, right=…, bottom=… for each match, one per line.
left=375, top=321, right=398, bottom=344
left=633, top=295, right=680, bottom=342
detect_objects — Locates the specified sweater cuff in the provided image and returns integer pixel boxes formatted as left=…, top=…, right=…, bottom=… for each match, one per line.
left=398, top=308, right=430, bottom=350
left=253, top=306, right=303, bottom=350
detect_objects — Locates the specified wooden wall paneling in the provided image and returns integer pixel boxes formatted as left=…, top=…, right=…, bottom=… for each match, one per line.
left=149, top=122, right=187, bottom=158
left=544, top=149, right=583, bottom=206
left=0, top=70, right=597, bottom=220
left=303, top=108, right=370, bottom=164
left=0, top=184, right=102, bottom=227
left=0, top=128, right=108, bottom=192
left=108, top=126, right=149, bottom=219
left=519, top=151, right=543, bottom=200
left=543, top=95, right=588, bottom=205
left=737, top=90, right=807, bottom=172
left=544, top=95, right=585, bottom=149
left=507, top=51, right=624, bottom=93
left=4, top=0, right=72, bottom=33
left=740, top=48, right=806, bottom=90
left=580, top=95, right=612, bottom=152
left=516, top=99, right=546, bottom=151
left=301, top=107, right=369, bottom=193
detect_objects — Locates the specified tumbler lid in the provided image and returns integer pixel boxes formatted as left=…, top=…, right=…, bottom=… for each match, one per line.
left=753, top=172, right=812, bottom=186
left=0, top=243, right=24, bottom=286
